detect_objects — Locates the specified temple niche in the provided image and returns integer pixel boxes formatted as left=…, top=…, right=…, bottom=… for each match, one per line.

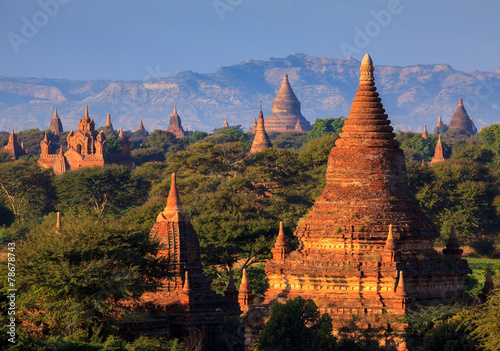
left=264, top=73, right=312, bottom=132
left=38, top=105, right=133, bottom=174
left=246, top=54, right=471, bottom=348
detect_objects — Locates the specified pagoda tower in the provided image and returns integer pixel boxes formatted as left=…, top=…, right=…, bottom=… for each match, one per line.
left=430, top=136, right=445, bottom=165
left=250, top=105, right=273, bottom=153
left=103, top=113, right=114, bottom=133
left=2, top=128, right=27, bottom=159
left=449, top=98, right=476, bottom=135
left=222, top=117, right=229, bottom=128
left=248, top=117, right=258, bottom=134
left=261, top=54, right=470, bottom=336
left=265, top=73, right=312, bottom=132
left=166, top=105, right=187, bottom=138
left=49, top=106, right=64, bottom=135
left=433, top=115, right=447, bottom=135
left=136, top=119, right=147, bottom=133
left=141, top=173, right=240, bottom=330
left=422, top=125, right=428, bottom=139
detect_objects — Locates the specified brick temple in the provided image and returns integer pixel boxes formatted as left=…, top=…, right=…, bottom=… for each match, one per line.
left=167, top=105, right=188, bottom=138
left=265, top=73, right=312, bottom=132
left=449, top=98, right=477, bottom=136
left=248, top=54, right=470, bottom=347
left=250, top=105, right=272, bottom=153
left=137, top=174, right=241, bottom=348
left=38, top=105, right=133, bottom=174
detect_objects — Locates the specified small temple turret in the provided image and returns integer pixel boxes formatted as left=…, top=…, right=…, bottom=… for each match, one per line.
left=40, top=132, right=51, bottom=156
left=136, top=119, right=147, bottom=133
left=271, top=222, right=290, bottom=260
left=248, top=117, right=258, bottom=134
left=422, top=125, right=428, bottom=139
left=396, top=271, right=408, bottom=298
left=479, top=266, right=494, bottom=303
left=430, top=135, right=445, bottom=165
left=49, top=106, right=64, bottom=135
left=120, top=131, right=131, bottom=155
left=118, top=128, right=124, bottom=139
left=167, top=105, right=187, bottom=138
left=104, top=113, right=114, bottom=133
left=442, top=224, right=463, bottom=259
left=225, top=269, right=239, bottom=304
left=250, top=104, right=272, bottom=153
left=222, top=117, right=229, bottom=128
left=433, top=115, right=447, bottom=135
left=238, top=268, right=252, bottom=311
left=56, top=212, right=61, bottom=234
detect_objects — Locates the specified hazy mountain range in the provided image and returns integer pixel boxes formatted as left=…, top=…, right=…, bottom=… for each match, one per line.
left=1, top=53, right=499, bottom=134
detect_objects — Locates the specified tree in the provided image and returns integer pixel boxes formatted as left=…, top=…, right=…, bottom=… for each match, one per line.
left=272, top=131, right=308, bottom=150
left=306, top=117, right=345, bottom=142
left=256, top=297, right=337, bottom=351
left=0, top=159, right=55, bottom=223
left=146, top=130, right=178, bottom=151
left=479, top=124, right=500, bottom=163
left=55, top=165, right=149, bottom=213
left=463, top=291, right=500, bottom=351
left=3, top=213, right=169, bottom=341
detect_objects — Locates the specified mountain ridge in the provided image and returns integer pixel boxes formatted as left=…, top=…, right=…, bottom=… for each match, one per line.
left=1, top=54, right=499, bottom=133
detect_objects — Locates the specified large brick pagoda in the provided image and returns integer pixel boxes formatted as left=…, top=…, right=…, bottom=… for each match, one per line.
left=449, top=98, right=476, bottom=136
left=259, top=54, right=470, bottom=342
left=265, top=73, right=312, bottom=132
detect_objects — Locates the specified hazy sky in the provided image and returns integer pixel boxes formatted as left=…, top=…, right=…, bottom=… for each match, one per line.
left=1, top=0, right=499, bottom=80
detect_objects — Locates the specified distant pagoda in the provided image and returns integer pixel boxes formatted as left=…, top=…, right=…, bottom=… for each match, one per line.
left=433, top=115, right=447, bottom=135
left=265, top=73, right=312, bottom=132
left=103, top=113, right=114, bottom=133
left=2, top=128, right=27, bottom=159
left=449, top=98, right=476, bottom=135
left=250, top=105, right=273, bottom=153
left=49, top=106, right=64, bottom=135
left=166, top=105, right=187, bottom=138
left=429, top=135, right=445, bottom=165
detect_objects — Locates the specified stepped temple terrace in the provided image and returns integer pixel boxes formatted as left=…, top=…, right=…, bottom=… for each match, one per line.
left=244, top=54, right=472, bottom=348
left=264, top=73, right=312, bottom=132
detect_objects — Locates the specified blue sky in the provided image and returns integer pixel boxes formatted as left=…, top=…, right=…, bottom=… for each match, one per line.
left=0, top=0, right=499, bottom=80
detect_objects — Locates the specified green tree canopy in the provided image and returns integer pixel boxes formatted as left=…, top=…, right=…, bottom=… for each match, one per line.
left=479, top=124, right=500, bottom=163
left=256, top=297, right=337, bottom=351
left=306, top=117, right=345, bottom=142
left=55, top=165, right=149, bottom=213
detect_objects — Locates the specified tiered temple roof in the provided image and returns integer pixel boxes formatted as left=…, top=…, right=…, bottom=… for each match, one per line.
left=49, top=106, right=64, bottom=135
left=259, top=54, right=470, bottom=343
left=264, top=73, right=312, bottom=132
left=2, top=128, right=27, bottom=159
left=166, top=105, right=187, bottom=138
left=250, top=106, right=273, bottom=153
left=141, top=173, right=240, bottom=328
left=449, top=98, right=476, bottom=135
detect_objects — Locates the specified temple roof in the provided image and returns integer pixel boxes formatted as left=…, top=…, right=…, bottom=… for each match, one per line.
left=250, top=105, right=273, bottom=153
left=167, top=105, right=186, bottom=138
left=264, top=73, right=312, bottom=132
left=49, top=106, right=64, bottom=135
left=449, top=98, right=475, bottom=135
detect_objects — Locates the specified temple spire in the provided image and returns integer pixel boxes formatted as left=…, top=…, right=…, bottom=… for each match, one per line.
left=238, top=268, right=252, bottom=311
left=56, top=212, right=61, bottom=233
left=137, top=119, right=146, bottom=131
left=104, top=113, right=114, bottom=132
left=222, top=117, right=229, bottom=128
left=396, top=271, right=407, bottom=297
left=157, top=173, right=185, bottom=222
left=430, top=135, right=445, bottom=165
left=84, top=105, right=89, bottom=120
left=224, top=269, right=239, bottom=303
left=183, top=271, right=192, bottom=294
left=385, top=224, right=396, bottom=251
left=422, top=125, right=428, bottom=139
left=250, top=104, right=273, bottom=153
left=173, top=104, right=178, bottom=116
left=118, top=128, right=124, bottom=138
left=58, top=145, right=64, bottom=157
left=54, top=106, right=58, bottom=118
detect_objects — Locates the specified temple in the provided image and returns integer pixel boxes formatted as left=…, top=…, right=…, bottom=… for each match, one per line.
left=247, top=54, right=470, bottom=347
left=433, top=115, right=447, bottom=135
left=139, top=174, right=241, bottom=346
left=422, top=125, right=428, bottom=139
left=49, top=107, right=64, bottom=135
left=136, top=119, right=148, bottom=133
left=222, top=117, right=229, bottom=128
left=38, top=105, right=133, bottom=174
left=167, top=105, right=187, bottom=138
left=248, top=118, right=258, bottom=134
left=449, top=98, right=476, bottom=136
left=103, top=113, right=114, bottom=133
left=430, top=136, right=445, bottom=165
left=2, top=128, right=28, bottom=159
left=250, top=105, right=273, bottom=153
left=265, top=73, right=312, bottom=132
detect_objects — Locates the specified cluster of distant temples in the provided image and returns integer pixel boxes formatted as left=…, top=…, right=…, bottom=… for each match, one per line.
left=4, top=55, right=494, bottom=350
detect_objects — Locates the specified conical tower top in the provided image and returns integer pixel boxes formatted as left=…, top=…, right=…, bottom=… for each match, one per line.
left=385, top=224, right=396, bottom=251
left=118, top=128, right=124, bottom=138
left=58, top=145, right=64, bottom=157
left=250, top=105, right=272, bottom=153
left=43, top=131, right=48, bottom=142
left=56, top=212, right=61, bottom=233
left=239, top=268, right=251, bottom=294
left=422, top=125, right=428, bottom=139
left=53, top=106, right=58, bottom=118
left=275, top=221, right=288, bottom=248
left=396, top=270, right=408, bottom=297
left=84, top=105, right=90, bottom=120
left=105, top=113, right=113, bottom=129
left=183, top=271, right=192, bottom=294
left=430, top=135, right=445, bottom=165
left=137, top=119, right=146, bottom=131
left=157, top=173, right=185, bottom=222
left=223, top=117, right=229, bottom=128
left=173, top=104, right=178, bottom=116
